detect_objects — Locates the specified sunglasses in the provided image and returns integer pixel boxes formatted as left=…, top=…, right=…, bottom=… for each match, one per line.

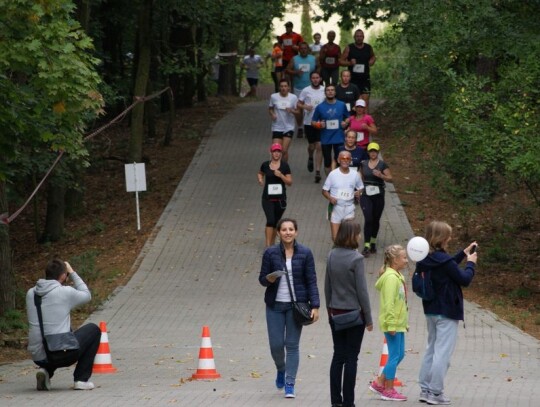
left=340, top=157, right=352, bottom=161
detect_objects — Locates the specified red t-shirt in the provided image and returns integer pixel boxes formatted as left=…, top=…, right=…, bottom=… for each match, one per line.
left=321, top=43, right=341, bottom=68
left=280, top=32, right=304, bottom=62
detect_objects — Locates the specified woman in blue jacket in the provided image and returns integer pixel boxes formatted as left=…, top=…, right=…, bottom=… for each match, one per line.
left=416, top=221, right=477, bottom=405
left=259, top=218, right=320, bottom=399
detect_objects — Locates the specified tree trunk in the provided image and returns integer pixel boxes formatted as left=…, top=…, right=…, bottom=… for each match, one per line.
left=75, top=0, right=91, bottom=33
left=196, top=27, right=207, bottom=103
left=0, top=181, right=15, bottom=315
left=218, top=40, right=238, bottom=96
left=41, top=182, right=66, bottom=243
left=129, top=0, right=153, bottom=163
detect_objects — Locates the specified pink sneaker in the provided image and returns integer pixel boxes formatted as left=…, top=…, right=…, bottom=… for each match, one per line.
left=369, top=380, right=385, bottom=395
left=381, top=388, right=407, bottom=401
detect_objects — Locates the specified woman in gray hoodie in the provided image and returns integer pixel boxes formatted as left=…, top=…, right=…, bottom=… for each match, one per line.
left=325, top=219, right=373, bottom=407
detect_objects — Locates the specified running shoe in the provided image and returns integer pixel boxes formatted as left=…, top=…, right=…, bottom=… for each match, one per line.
left=427, top=392, right=451, bottom=405
left=315, top=171, right=321, bottom=183
left=36, top=368, right=50, bottom=391
left=381, top=388, right=407, bottom=401
left=369, top=380, right=385, bottom=395
left=284, top=383, right=295, bottom=398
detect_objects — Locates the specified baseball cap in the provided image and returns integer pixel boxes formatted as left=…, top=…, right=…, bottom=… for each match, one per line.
left=367, top=142, right=380, bottom=151
left=285, top=21, right=293, bottom=27
left=355, top=99, right=366, bottom=108
left=270, top=143, right=283, bottom=152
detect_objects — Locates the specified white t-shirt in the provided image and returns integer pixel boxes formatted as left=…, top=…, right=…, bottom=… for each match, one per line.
left=243, top=55, right=263, bottom=79
left=298, top=85, right=325, bottom=125
left=269, top=92, right=298, bottom=132
left=322, top=168, right=364, bottom=206
left=276, top=259, right=295, bottom=302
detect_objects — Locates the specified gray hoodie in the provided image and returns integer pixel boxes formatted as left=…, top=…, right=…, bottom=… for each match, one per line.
left=26, top=272, right=91, bottom=361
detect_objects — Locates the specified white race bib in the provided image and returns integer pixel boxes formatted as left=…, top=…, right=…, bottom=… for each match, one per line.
left=283, top=39, right=292, bottom=46
left=268, top=184, right=283, bottom=195
left=356, top=131, right=365, bottom=142
left=298, top=63, right=310, bottom=72
left=277, top=101, right=289, bottom=110
left=326, top=119, right=339, bottom=130
left=346, top=103, right=351, bottom=112
left=325, top=57, right=336, bottom=65
left=353, top=64, right=365, bottom=73
left=366, top=185, right=380, bottom=196
left=337, top=188, right=354, bottom=200
left=350, top=166, right=358, bottom=172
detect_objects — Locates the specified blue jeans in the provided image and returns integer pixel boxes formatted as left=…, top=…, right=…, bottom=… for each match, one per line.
left=418, top=315, right=458, bottom=394
left=383, top=331, right=405, bottom=380
left=329, top=319, right=366, bottom=407
left=266, top=302, right=303, bottom=384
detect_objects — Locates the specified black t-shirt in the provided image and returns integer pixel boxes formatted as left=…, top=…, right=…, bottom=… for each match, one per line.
left=336, top=83, right=360, bottom=113
left=347, top=43, right=373, bottom=81
left=361, top=159, right=388, bottom=188
left=260, top=161, right=291, bottom=200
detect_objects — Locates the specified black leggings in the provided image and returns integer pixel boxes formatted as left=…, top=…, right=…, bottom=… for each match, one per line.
left=360, top=193, right=385, bottom=243
left=262, top=199, right=286, bottom=228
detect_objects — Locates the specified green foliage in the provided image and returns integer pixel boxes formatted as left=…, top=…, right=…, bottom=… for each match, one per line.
left=0, top=309, right=27, bottom=332
left=70, top=249, right=100, bottom=282
left=0, top=0, right=103, bottom=180
left=330, top=0, right=540, bottom=204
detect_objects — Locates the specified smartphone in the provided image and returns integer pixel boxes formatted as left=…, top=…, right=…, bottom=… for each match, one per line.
left=470, top=244, right=477, bottom=254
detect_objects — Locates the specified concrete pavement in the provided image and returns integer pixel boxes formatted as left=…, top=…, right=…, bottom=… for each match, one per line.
left=1, top=90, right=538, bottom=406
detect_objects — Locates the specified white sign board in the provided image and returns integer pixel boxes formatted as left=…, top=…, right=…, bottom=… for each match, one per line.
left=125, top=163, right=147, bottom=192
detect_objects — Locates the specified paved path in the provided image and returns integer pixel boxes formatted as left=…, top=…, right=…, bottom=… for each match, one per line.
left=1, top=91, right=538, bottom=406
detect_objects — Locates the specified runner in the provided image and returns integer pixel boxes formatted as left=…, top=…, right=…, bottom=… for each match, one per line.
left=280, top=21, right=303, bottom=80
left=337, top=130, right=369, bottom=174
left=340, top=29, right=376, bottom=107
left=286, top=42, right=318, bottom=139
left=359, top=142, right=392, bottom=257
left=258, top=143, right=292, bottom=247
left=242, top=48, right=264, bottom=97
left=319, top=31, right=341, bottom=86
left=322, top=150, right=364, bottom=242
left=268, top=79, right=299, bottom=162
left=348, top=99, right=377, bottom=150
left=297, top=71, right=325, bottom=182
left=336, top=70, right=360, bottom=115
left=311, top=84, right=350, bottom=177
left=310, top=33, right=322, bottom=57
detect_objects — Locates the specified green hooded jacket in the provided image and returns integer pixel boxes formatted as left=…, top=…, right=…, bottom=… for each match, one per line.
left=375, top=267, right=409, bottom=332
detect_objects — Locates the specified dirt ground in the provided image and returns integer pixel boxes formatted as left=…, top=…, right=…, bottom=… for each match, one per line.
left=1, top=93, right=538, bottom=365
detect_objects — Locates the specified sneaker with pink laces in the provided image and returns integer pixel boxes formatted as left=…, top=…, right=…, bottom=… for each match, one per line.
left=369, top=380, right=385, bottom=395
left=381, top=388, right=407, bottom=401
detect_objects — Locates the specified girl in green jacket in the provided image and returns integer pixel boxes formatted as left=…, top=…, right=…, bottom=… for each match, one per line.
left=370, top=245, right=409, bottom=401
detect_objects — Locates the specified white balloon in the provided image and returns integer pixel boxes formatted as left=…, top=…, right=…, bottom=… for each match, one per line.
left=407, top=236, right=429, bottom=262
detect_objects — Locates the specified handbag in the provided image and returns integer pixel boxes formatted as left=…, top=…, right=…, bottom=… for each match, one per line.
left=283, top=266, right=314, bottom=326
left=34, top=293, right=80, bottom=367
left=331, top=309, right=363, bottom=331
left=327, top=252, right=364, bottom=331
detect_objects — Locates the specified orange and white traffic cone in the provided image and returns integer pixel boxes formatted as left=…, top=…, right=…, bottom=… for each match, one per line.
left=377, top=337, right=402, bottom=386
left=92, top=321, right=118, bottom=374
left=192, top=326, right=221, bottom=380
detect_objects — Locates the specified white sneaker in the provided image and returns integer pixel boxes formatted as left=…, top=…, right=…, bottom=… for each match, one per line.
left=36, top=368, right=50, bottom=391
left=74, top=381, right=95, bottom=390
left=427, top=392, right=451, bottom=405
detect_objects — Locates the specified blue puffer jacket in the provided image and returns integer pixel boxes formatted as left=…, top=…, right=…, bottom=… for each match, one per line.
left=259, top=241, right=320, bottom=308
left=415, top=249, right=475, bottom=321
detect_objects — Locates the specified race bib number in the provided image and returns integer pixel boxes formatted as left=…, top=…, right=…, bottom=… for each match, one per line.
left=277, top=101, right=289, bottom=110
left=326, top=119, right=339, bottom=130
left=298, top=63, right=310, bottom=72
left=283, top=39, right=292, bottom=46
left=350, top=166, right=358, bottom=172
left=366, top=185, right=380, bottom=196
left=356, top=132, right=365, bottom=142
left=353, top=64, right=365, bottom=73
left=346, top=103, right=351, bottom=112
left=337, top=188, right=354, bottom=200
left=325, top=57, right=336, bottom=65
left=268, top=184, right=283, bottom=195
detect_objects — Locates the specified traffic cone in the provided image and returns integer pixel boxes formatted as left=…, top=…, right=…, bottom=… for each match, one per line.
left=377, top=337, right=402, bottom=386
left=92, top=321, right=118, bottom=374
left=192, top=326, right=221, bottom=380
